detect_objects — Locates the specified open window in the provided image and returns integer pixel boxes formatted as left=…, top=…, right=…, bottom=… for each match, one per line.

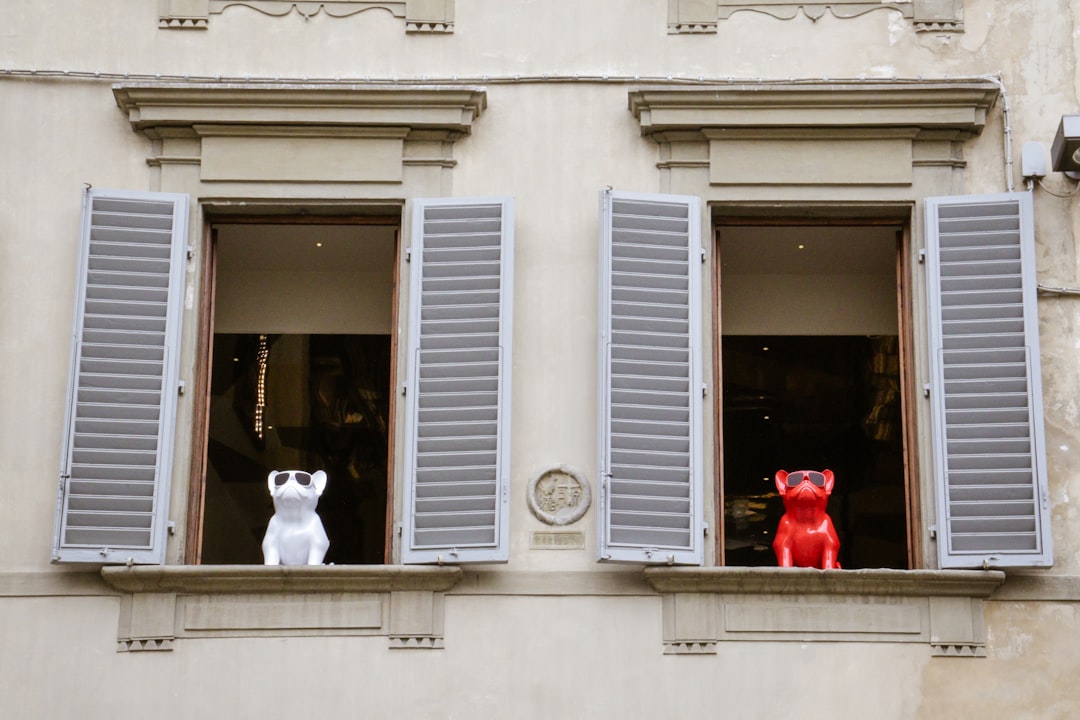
left=55, top=191, right=514, bottom=566
left=717, top=222, right=913, bottom=569
left=598, top=189, right=1053, bottom=570
left=191, top=199, right=516, bottom=566
left=195, top=220, right=398, bottom=565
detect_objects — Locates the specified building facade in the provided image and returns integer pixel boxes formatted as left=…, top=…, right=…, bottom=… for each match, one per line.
left=3, top=1, right=1080, bottom=717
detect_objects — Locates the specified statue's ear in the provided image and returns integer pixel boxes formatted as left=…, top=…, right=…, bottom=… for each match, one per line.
left=822, top=469, right=835, bottom=495
left=267, top=471, right=279, bottom=494
left=312, top=470, right=328, bottom=496
left=774, top=470, right=789, bottom=496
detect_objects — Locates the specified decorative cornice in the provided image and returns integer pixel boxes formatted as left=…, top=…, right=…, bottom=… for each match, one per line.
left=628, top=81, right=999, bottom=141
left=160, top=0, right=454, bottom=32
left=112, top=83, right=486, bottom=141
left=668, top=0, right=962, bottom=33
left=643, top=566, right=1006, bottom=597
left=101, top=564, right=463, bottom=593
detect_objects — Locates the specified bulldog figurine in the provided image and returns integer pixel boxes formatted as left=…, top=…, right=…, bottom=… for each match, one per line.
left=772, top=469, right=841, bottom=569
left=262, top=469, right=330, bottom=566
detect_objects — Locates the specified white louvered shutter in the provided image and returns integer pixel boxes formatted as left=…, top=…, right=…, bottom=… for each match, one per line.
left=598, top=190, right=704, bottom=564
left=401, top=198, right=513, bottom=563
left=926, top=192, right=1052, bottom=568
left=53, top=189, right=189, bottom=564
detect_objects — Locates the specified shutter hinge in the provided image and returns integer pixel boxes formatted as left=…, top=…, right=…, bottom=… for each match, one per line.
left=395, top=522, right=403, bottom=537
left=923, top=383, right=930, bottom=398
left=702, top=383, right=708, bottom=398
left=929, top=524, right=938, bottom=539
left=187, top=245, right=195, bottom=260
left=703, top=522, right=709, bottom=536
left=700, top=248, right=707, bottom=263
left=178, top=380, right=186, bottom=395
left=401, top=383, right=407, bottom=396
left=167, top=521, right=176, bottom=536
left=918, top=249, right=927, bottom=264
left=405, top=248, right=412, bottom=262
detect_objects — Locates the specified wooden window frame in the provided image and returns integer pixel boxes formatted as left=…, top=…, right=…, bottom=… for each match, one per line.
left=711, top=215, right=920, bottom=568
left=184, top=213, right=402, bottom=565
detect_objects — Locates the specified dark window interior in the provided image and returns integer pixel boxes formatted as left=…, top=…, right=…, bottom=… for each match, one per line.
left=722, top=335, right=907, bottom=568
left=197, top=221, right=397, bottom=565
left=201, top=333, right=390, bottom=564
left=719, top=223, right=909, bottom=569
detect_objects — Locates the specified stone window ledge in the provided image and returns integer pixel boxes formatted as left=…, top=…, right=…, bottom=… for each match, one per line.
left=643, top=567, right=1004, bottom=657
left=100, top=565, right=461, bottom=652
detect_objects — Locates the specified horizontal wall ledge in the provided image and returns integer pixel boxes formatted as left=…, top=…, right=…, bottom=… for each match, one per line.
left=991, top=573, right=1080, bottom=602
left=101, top=564, right=463, bottom=594
left=450, top=570, right=655, bottom=596
left=0, top=570, right=118, bottom=597
left=643, top=567, right=1006, bottom=597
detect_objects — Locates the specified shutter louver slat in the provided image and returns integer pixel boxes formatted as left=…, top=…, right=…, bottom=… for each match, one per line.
left=926, top=193, right=1052, bottom=568
left=53, top=190, right=187, bottom=564
left=599, top=191, right=703, bottom=564
left=402, top=198, right=513, bottom=563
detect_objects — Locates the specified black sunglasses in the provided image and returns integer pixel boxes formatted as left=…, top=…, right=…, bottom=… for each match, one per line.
left=274, top=471, right=313, bottom=487
left=786, top=471, right=826, bottom=488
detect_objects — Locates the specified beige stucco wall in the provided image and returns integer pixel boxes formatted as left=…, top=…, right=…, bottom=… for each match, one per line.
left=2, top=0, right=1080, bottom=717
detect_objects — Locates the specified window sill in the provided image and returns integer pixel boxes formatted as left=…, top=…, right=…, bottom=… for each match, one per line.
left=100, top=565, right=462, bottom=652
left=643, top=567, right=1004, bottom=657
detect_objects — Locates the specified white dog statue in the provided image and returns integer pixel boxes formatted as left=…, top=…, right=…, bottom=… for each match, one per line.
left=262, top=469, right=330, bottom=565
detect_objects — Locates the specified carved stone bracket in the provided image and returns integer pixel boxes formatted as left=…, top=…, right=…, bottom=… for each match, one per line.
left=644, top=567, right=1004, bottom=656
left=668, top=0, right=963, bottom=33
left=102, top=565, right=462, bottom=651
left=159, top=0, right=454, bottom=32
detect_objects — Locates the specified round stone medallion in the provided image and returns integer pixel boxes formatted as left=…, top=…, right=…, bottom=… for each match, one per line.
left=527, top=464, right=591, bottom=526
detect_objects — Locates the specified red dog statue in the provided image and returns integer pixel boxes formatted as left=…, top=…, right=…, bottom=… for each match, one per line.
left=772, top=469, right=841, bottom=569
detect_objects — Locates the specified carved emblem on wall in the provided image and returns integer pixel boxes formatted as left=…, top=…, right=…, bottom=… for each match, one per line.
left=527, top=465, right=591, bottom=526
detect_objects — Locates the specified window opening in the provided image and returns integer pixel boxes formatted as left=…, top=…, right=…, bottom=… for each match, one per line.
left=197, top=221, right=397, bottom=565
left=718, top=223, right=911, bottom=569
